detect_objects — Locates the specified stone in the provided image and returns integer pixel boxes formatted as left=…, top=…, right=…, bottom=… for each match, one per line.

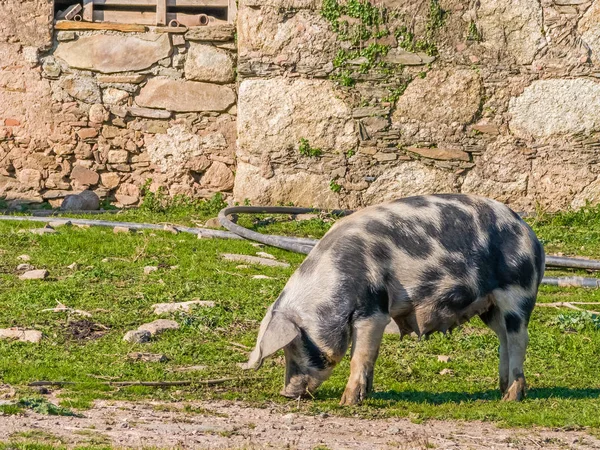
left=137, top=319, right=180, bottom=336
left=60, top=190, right=100, bottom=210
left=127, top=352, right=168, bottom=362
left=233, top=163, right=341, bottom=208
left=60, top=76, right=102, bottom=104
left=28, top=228, right=56, bottom=235
left=115, top=183, right=140, bottom=205
left=108, top=150, right=129, bottom=164
left=70, top=166, right=99, bottom=186
left=406, top=146, right=470, bottom=161
left=185, top=43, right=235, bottom=83
left=22, top=46, right=38, bottom=65
left=476, top=0, right=545, bottom=65
left=56, top=31, right=76, bottom=42
left=67, top=262, right=78, bottom=270
left=41, top=58, right=61, bottom=78
left=17, top=255, right=31, bottom=261
left=146, top=125, right=201, bottom=173
left=221, top=253, right=290, bottom=268
left=97, top=74, right=146, bottom=84
left=362, top=162, right=458, bottom=205
left=152, top=300, right=215, bottom=314
left=102, top=88, right=129, bottom=105
left=393, top=69, right=482, bottom=125
left=113, top=226, right=131, bottom=233
left=439, top=368, right=454, bottom=376
left=256, top=252, right=276, bottom=260
left=128, top=107, right=171, bottom=119
left=201, top=161, right=234, bottom=190
left=238, top=8, right=337, bottom=74
left=238, top=78, right=356, bottom=158
left=100, top=172, right=121, bottom=189
left=135, top=78, right=236, bottom=112
left=384, top=48, right=435, bottom=65
left=55, top=34, right=172, bottom=73
left=48, top=220, right=72, bottom=228
left=252, top=275, right=272, bottom=280
left=462, top=138, right=532, bottom=210
left=471, top=122, right=500, bottom=135
left=16, top=263, right=34, bottom=271
left=185, top=24, right=235, bottom=42
left=19, top=269, right=49, bottom=280
left=373, top=152, right=397, bottom=162
left=123, top=330, right=151, bottom=344
left=579, top=1, right=600, bottom=64
left=508, top=79, right=600, bottom=138
left=438, top=355, right=451, bottom=363
left=89, top=104, right=108, bottom=124
left=352, top=107, right=389, bottom=119
left=0, top=328, right=42, bottom=343
left=144, top=266, right=158, bottom=274
left=17, top=169, right=42, bottom=189
left=76, top=128, right=98, bottom=140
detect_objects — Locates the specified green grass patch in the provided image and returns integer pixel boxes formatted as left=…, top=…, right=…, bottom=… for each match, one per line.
left=0, top=204, right=599, bottom=429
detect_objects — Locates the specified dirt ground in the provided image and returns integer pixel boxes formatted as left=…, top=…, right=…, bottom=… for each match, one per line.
left=2, top=399, right=600, bottom=450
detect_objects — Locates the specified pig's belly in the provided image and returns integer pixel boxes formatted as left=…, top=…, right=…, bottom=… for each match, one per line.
left=391, top=294, right=494, bottom=338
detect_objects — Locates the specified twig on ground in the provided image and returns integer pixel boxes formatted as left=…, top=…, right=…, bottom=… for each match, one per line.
left=537, top=302, right=600, bottom=315
left=40, top=301, right=92, bottom=317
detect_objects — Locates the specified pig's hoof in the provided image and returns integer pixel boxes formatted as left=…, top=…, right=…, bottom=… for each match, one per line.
left=340, top=385, right=367, bottom=406
left=502, top=378, right=525, bottom=401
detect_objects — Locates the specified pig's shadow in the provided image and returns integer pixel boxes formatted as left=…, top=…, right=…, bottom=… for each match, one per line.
left=367, top=387, right=600, bottom=404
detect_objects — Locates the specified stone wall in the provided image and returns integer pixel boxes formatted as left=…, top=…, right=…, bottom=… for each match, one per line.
left=1, top=4, right=237, bottom=207
left=2, top=0, right=600, bottom=211
left=235, top=0, right=600, bottom=212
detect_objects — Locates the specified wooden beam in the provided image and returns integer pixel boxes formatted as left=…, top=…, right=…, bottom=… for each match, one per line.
left=83, top=0, right=94, bottom=21
left=156, top=0, right=167, bottom=25
left=54, top=20, right=147, bottom=32
left=227, top=0, right=236, bottom=23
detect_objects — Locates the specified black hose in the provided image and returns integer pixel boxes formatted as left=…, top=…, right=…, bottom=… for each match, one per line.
left=3, top=206, right=600, bottom=288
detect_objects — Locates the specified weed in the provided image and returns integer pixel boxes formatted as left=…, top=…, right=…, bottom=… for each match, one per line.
left=299, top=138, right=323, bottom=157
left=346, top=149, right=356, bottom=158
left=329, top=180, right=342, bottom=193
left=17, top=398, right=80, bottom=417
left=548, top=312, right=600, bottom=333
left=467, top=20, right=482, bottom=42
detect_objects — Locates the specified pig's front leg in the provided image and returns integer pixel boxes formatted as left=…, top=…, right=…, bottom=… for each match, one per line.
left=340, top=314, right=388, bottom=406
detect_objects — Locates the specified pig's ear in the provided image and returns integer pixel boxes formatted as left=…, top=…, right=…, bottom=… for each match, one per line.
left=241, top=306, right=299, bottom=370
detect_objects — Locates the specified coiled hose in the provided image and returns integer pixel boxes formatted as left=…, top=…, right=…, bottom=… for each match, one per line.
left=2, top=206, right=600, bottom=287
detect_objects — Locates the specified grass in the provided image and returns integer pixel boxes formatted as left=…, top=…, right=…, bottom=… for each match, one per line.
left=0, top=199, right=600, bottom=431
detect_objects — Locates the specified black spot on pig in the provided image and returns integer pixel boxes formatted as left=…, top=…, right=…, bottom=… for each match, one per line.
left=504, top=312, right=522, bottom=333
left=365, top=216, right=433, bottom=259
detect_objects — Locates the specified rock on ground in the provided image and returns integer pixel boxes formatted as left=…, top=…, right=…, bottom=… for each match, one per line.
left=152, top=300, right=215, bottom=315
left=60, top=190, right=100, bottom=211
left=0, top=328, right=42, bottom=343
left=221, top=253, right=290, bottom=268
left=19, top=269, right=48, bottom=280
left=123, top=330, right=151, bottom=344
left=137, top=319, right=180, bottom=336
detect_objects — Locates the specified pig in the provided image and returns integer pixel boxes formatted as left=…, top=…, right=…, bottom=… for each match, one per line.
left=242, top=194, right=545, bottom=406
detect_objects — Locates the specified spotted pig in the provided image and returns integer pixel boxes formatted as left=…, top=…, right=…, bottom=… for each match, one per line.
left=243, top=194, right=545, bottom=406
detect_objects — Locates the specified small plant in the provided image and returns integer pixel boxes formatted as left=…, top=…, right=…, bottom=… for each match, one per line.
left=329, top=180, right=342, bottom=193
left=467, top=20, right=482, bottom=42
left=17, top=397, right=81, bottom=417
left=346, top=149, right=356, bottom=158
left=299, top=138, right=323, bottom=157
left=548, top=311, right=600, bottom=333
left=383, top=78, right=412, bottom=103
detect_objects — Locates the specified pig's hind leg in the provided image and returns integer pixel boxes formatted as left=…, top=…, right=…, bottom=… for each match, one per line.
left=479, top=303, right=510, bottom=395
left=340, top=313, right=389, bottom=406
